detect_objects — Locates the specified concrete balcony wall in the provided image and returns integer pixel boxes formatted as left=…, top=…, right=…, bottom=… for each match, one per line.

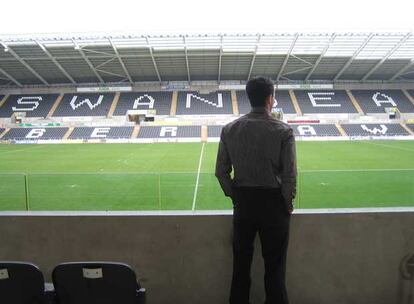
left=0, top=209, right=413, bottom=304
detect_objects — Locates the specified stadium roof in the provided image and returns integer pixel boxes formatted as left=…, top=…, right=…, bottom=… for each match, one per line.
left=0, top=31, right=413, bottom=88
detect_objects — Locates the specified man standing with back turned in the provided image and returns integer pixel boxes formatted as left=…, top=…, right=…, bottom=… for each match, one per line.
left=216, top=76, right=296, bottom=304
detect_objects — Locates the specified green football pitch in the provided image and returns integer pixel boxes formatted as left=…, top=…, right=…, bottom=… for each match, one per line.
left=0, top=140, right=413, bottom=211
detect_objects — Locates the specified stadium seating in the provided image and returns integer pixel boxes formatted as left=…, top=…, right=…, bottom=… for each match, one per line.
left=291, top=124, right=341, bottom=137
left=53, top=93, right=115, bottom=117
left=294, top=90, right=358, bottom=114
left=236, top=90, right=296, bottom=114
left=351, top=90, right=414, bottom=113
left=114, top=92, right=173, bottom=116
left=207, top=124, right=342, bottom=138
left=341, top=123, right=410, bottom=136
left=176, top=91, right=233, bottom=115
left=207, top=125, right=223, bottom=138
left=0, top=262, right=48, bottom=304
left=138, top=126, right=201, bottom=138
left=52, top=262, right=145, bottom=304
left=69, top=127, right=134, bottom=139
left=2, top=127, right=68, bottom=140
left=236, top=90, right=253, bottom=114
left=0, top=94, right=59, bottom=118
left=405, top=123, right=414, bottom=133
left=407, top=90, right=414, bottom=99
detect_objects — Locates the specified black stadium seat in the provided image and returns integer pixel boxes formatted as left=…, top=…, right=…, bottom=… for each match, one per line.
left=0, top=262, right=47, bottom=304
left=52, top=262, right=145, bottom=304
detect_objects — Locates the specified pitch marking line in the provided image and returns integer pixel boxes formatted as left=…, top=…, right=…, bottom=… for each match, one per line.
left=192, top=142, right=205, bottom=211
left=302, top=168, right=414, bottom=173
left=361, top=141, right=414, bottom=153
left=0, top=145, right=46, bottom=156
left=2, top=207, right=414, bottom=217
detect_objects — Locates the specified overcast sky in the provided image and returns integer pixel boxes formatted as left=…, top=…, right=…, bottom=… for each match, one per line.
left=0, top=0, right=413, bottom=36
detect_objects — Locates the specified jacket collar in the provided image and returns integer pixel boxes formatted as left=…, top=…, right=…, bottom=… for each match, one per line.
left=250, top=107, right=270, bottom=115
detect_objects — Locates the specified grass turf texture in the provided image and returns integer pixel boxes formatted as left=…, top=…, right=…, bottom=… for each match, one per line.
left=0, top=141, right=413, bottom=211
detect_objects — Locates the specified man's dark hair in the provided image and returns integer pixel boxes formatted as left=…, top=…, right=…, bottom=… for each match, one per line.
left=246, top=76, right=275, bottom=107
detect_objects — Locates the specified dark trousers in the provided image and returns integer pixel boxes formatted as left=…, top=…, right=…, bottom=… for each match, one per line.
left=230, top=187, right=290, bottom=304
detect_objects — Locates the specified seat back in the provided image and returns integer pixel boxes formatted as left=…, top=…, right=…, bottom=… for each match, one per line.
left=0, top=262, right=45, bottom=304
left=52, top=262, right=140, bottom=304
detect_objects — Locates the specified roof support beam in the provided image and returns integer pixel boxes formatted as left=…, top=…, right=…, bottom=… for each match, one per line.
left=276, top=33, right=299, bottom=81
left=333, top=33, right=374, bottom=81
left=362, top=32, right=411, bottom=81
left=108, top=38, right=134, bottom=84
left=35, top=40, right=76, bottom=85
left=282, top=66, right=314, bottom=77
left=95, top=69, right=128, bottom=79
left=247, top=34, right=261, bottom=81
left=305, top=33, right=336, bottom=81
left=183, top=36, right=191, bottom=83
left=218, top=35, right=223, bottom=83
left=1, top=41, right=49, bottom=86
left=390, top=59, right=414, bottom=81
left=290, top=54, right=314, bottom=66
left=0, top=67, right=23, bottom=87
left=94, top=57, right=117, bottom=69
left=72, top=39, right=105, bottom=84
left=145, top=36, right=162, bottom=83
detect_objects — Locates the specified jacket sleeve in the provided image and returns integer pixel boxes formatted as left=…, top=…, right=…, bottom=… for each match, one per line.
left=280, top=128, right=297, bottom=208
left=215, top=129, right=233, bottom=198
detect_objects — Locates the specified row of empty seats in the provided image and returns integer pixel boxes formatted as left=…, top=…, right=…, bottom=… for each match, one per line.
left=1, top=124, right=411, bottom=140
left=341, top=123, right=409, bottom=136
left=0, top=261, right=145, bottom=304
left=0, top=90, right=413, bottom=117
left=0, top=94, right=59, bottom=118
left=115, top=91, right=172, bottom=116
left=291, top=124, right=342, bottom=137
left=2, top=127, right=69, bottom=140
left=54, top=93, right=115, bottom=117
left=351, top=90, right=414, bottom=113
left=139, top=126, right=201, bottom=138
left=295, top=90, right=358, bottom=113
left=209, top=123, right=411, bottom=137
left=176, top=91, right=233, bottom=115
left=69, top=127, right=134, bottom=140
left=237, top=90, right=297, bottom=114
